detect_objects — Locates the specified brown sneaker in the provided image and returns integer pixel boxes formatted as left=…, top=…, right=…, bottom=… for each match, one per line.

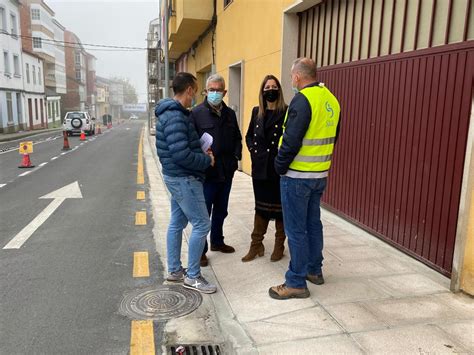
left=268, top=284, right=310, bottom=300
left=210, top=244, right=235, bottom=253
left=200, top=255, right=208, bottom=267
left=307, top=274, right=325, bottom=285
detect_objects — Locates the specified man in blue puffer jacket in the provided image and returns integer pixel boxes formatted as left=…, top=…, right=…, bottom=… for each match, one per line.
left=155, top=72, right=217, bottom=294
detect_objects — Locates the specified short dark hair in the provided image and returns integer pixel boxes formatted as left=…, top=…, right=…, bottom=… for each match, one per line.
left=172, top=72, right=197, bottom=94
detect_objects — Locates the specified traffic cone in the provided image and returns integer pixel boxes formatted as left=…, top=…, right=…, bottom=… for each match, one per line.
left=80, top=130, right=86, bottom=141
left=18, top=153, right=34, bottom=168
left=62, top=131, right=71, bottom=151
left=97, top=124, right=102, bottom=134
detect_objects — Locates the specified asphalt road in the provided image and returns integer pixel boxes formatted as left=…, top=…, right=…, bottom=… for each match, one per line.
left=0, top=121, right=163, bottom=354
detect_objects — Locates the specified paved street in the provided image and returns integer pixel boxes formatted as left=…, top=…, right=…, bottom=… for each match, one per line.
left=0, top=121, right=163, bottom=354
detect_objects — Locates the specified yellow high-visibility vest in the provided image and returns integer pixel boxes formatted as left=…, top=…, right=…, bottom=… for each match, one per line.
left=279, top=83, right=340, bottom=178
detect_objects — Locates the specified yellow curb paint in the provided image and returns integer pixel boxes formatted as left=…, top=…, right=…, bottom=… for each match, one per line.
left=137, top=130, right=145, bottom=184
left=137, top=191, right=145, bottom=200
left=133, top=251, right=150, bottom=277
left=135, top=211, right=147, bottom=225
left=130, top=320, right=155, bottom=355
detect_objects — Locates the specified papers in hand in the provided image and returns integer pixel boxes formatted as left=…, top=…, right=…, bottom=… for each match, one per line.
left=200, top=132, right=213, bottom=152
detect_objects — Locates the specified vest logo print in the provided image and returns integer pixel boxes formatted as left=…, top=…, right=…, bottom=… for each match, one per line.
left=325, top=102, right=334, bottom=118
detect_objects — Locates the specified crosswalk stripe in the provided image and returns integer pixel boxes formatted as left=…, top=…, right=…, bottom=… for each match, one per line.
left=130, top=320, right=155, bottom=355
left=135, top=211, right=147, bottom=225
left=133, top=252, right=150, bottom=277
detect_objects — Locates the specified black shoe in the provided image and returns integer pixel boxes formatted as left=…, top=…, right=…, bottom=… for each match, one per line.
left=200, top=255, right=209, bottom=267
left=306, top=274, right=324, bottom=285
left=210, top=244, right=235, bottom=253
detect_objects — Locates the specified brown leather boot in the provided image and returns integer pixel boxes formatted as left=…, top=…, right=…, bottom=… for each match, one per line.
left=242, top=213, right=269, bottom=262
left=270, top=219, right=286, bottom=262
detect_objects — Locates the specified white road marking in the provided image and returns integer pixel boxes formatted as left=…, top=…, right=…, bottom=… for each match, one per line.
left=51, top=156, right=58, bottom=160
left=0, top=184, right=6, bottom=188
left=3, top=182, right=83, bottom=249
left=38, top=162, right=48, bottom=167
left=80, top=143, right=84, bottom=146
left=60, top=152, right=67, bottom=155
left=18, top=171, right=32, bottom=177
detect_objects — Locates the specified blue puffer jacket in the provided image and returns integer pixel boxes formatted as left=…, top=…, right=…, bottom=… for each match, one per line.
left=155, top=98, right=211, bottom=180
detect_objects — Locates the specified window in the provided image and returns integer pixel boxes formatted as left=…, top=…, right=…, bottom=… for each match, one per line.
left=75, top=68, right=81, bottom=81
left=33, top=37, right=42, bottom=48
left=75, top=52, right=81, bottom=65
left=13, top=55, right=19, bottom=76
left=6, top=92, right=13, bottom=123
left=3, top=51, right=10, bottom=74
left=38, top=67, right=42, bottom=85
left=0, top=7, right=6, bottom=32
left=31, top=8, right=40, bottom=20
left=10, top=13, right=17, bottom=37
left=32, top=65, right=36, bottom=84
left=26, top=63, right=30, bottom=83
left=224, top=0, right=233, bottom=8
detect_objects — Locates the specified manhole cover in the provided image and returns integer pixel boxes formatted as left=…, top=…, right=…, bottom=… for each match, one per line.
left=119, top=285, right=202, bottom=320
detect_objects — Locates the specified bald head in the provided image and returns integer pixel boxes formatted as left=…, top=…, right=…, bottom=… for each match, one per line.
left=291, top=58, right=317, bottom=80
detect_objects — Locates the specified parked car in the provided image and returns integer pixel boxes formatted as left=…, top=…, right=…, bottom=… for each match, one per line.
left=129, top=114, right=139, bottom=120
left=63, top=112, right=95, bottom=136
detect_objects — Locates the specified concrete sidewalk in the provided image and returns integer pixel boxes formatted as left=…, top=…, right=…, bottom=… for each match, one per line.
left=0, top=127, right=62, bottom=142
left=144, top=130, right=474, bottom=354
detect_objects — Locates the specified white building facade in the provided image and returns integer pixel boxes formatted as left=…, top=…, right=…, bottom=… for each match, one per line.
left=0, top=0, right=25, bottom=133
left=22, top=50, right=46, bottom=130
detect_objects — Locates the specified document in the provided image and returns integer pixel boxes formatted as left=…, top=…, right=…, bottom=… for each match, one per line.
left=200, top=132, right=213, bottom=152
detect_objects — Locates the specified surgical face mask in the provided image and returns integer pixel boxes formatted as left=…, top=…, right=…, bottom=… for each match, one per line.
left=207, top=91, right=224, bottom=106
left=263, top=89, right=279, bottom=103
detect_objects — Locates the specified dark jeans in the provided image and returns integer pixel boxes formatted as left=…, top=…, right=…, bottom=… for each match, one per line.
left=202, top=180, right=233, bottom=255
left=280, top=176, right=327, bottom=288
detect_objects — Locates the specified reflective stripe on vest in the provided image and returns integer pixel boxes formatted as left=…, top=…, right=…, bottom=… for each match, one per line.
left=280, top=84, right=340, bottom=174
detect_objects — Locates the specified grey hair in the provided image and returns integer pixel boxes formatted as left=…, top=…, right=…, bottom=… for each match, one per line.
left=206, top=74, right=226, bottom=89
left=292, top=58, right=317, bottom=80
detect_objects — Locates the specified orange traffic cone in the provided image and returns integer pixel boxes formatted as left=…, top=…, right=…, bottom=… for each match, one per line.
left=62, top=131, right=71, bottom=150
left=80, top=130, right=86, bottom=141
left=18, top=153, right=34, bottom=168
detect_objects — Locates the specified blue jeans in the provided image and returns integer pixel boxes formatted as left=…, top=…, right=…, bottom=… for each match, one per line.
left=280, top=176, right=327, bottom=288
left=202, top=180, right=233, bottom=255
left=163, top=175, right=211, bottom=278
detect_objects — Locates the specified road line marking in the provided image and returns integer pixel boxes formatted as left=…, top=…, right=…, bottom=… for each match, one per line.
left=60, top=152, right=67, bottom=155
left=38, top=162, right=48, bottom=167
left=19, top=171, right=32, bottom=177
left=137, top=131, right=145, bottom=184
left=136, top=191, right=145, bottom=200
left=80, top=143, right=84, bottom=146
left=0, top=184, right=6, bottom=188
left=133, top=251, right=150, bottom=277
left=51, top=156, right=58, bottom=160
left=130, top=320, right=155, bottom=355
left=135, top=211, right=147, bottom=225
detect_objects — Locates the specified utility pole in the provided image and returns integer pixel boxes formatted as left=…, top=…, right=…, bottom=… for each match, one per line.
left=164, top=0, right=170, bottom=98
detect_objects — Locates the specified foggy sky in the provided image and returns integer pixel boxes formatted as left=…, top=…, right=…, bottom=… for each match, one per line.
left=49, top=0, right=160, bottom=102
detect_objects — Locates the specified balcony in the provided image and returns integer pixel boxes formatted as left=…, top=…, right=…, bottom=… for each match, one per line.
left=168, top=0, right=213, bottom=59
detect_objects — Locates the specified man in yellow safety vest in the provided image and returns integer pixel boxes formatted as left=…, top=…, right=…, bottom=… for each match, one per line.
left=269, top=58, right=341, bottom=300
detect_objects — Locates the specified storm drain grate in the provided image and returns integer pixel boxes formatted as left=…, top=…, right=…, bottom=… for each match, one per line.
left=168, top=344, right=222, bottom=355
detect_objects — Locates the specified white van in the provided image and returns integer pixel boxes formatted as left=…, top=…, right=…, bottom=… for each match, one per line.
left=63, top=112, right=95, bottom=136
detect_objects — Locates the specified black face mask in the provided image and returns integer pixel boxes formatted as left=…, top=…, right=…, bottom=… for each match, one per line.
left=263, top=89, right=279, bottom=103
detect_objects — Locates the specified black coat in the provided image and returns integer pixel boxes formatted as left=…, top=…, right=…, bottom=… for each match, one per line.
left=190, top=99, right=242, bottom=183
left=246, top=106, right=286, bottom=180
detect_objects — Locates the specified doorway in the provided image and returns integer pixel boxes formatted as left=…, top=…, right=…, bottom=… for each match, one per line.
left=228, top=61, right=244, bottom=171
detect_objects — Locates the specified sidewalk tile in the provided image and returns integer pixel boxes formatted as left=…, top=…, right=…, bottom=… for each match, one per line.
left=244, top=307, right=343, bottom=346
left=436, top=320, right=474, bottom=352
left=327, top=245, right=391, bottom=261
left=430, top=292, right=474, bottom=317
left=258, top=334, right=363, bottom=354
left=324, top=234, right=369, bottom=248
left=325, top=302, right=389, bottom=333
left=324, top=259, right=393, bottom=279
left=310, top=279, right=391, bottom=306
left=352, top=324, right=468, bottom=354
left=364, top=295, right=465, bottom=326
left=372, top=273, right=447, bottom=297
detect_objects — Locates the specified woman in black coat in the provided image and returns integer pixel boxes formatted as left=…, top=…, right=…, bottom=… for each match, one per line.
left=242, top=75, right=288, bottom=262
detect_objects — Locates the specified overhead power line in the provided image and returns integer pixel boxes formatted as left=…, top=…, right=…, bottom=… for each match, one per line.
left=1, top=31, right=147, bottom=51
